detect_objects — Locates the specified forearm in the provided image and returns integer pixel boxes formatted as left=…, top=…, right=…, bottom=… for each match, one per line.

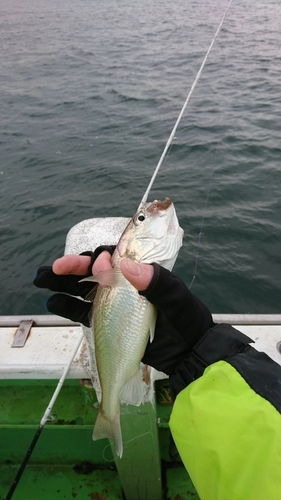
left=169, top=330, right=281, bottom=500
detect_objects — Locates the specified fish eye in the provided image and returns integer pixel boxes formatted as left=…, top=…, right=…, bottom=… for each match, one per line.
left=134, top=212, right=146, bottom=226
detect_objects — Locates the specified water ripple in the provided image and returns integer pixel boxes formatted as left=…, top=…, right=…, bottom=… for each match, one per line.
left=0, top=0, right=280, bottom=314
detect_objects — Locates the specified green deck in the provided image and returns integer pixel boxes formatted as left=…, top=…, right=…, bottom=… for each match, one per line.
left=0, top=379, right=199, bottom=500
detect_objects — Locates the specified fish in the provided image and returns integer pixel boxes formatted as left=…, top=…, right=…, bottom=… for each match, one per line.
left=82, top=197, right=183, bottom=457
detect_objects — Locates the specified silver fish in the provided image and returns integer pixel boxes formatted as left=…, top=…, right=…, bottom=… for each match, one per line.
left=83, top=198, right=183, bottom=457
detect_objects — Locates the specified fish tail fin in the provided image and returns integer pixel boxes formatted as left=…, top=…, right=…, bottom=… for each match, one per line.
left=92, top=409, right=123, bottom=458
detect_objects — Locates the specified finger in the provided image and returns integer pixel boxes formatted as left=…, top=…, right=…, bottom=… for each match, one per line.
left=120, top=258, right=154, bottom=291
left=34, top=266, right=97, bottom=298
left=92, top=251, right=113, bottom=275
left=46, top=294, right=92, bottom=327
left=52, top=255, right=92, bottom=276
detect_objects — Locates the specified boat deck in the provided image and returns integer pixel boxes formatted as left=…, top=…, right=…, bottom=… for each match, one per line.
left=0, top=314, right=280, bottom=500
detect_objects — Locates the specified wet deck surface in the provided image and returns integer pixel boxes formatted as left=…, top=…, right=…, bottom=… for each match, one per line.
left=0, top=464, right=199, bottom=500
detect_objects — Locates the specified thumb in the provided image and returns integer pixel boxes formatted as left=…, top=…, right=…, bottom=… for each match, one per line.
left=120, top=258, right=154, bottom=291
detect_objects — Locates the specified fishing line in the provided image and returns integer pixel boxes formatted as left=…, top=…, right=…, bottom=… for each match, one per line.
left=123, top=430, right=153, bottom=448
left=101, top=428, right=153, bottom=462
left=102, top=443, right=116, bottom=463
left=139, top=0, right=234, bottom=208
left=188, top=164, right=215, bottom=289
left=5, top=331, right=84, bottom=500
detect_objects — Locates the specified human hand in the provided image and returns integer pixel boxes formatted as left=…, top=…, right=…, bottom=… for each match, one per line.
left=52, top=253, right=154, bottom=291
left=33, top=246, right=116, bottom=326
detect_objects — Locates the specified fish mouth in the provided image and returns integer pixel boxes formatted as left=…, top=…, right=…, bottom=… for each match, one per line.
left=146, top=197, right=172, bottom=213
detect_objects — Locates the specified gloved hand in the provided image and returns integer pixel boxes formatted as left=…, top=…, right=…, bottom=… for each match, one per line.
left=34, top=248, right=215, bottom=398
left=33, top=246, right=116, bottom=326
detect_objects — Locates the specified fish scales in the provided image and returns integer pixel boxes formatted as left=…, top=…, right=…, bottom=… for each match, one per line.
left=93, top=283, right=154, bottom=422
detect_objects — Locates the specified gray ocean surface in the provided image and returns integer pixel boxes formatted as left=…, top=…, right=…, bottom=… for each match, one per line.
left=0, top=0, right=280, bottom=316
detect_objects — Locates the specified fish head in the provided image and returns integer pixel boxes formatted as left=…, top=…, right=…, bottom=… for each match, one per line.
left=117, top=197, right=184, bottom=271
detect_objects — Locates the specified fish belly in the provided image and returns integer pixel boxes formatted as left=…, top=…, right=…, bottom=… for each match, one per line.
left=91, top=283, right=155, bottom=457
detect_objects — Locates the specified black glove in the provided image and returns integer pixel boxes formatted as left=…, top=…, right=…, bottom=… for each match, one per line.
left=140, top=263, right=215, bottom=376
left=33, top=246, right=116, bottom=326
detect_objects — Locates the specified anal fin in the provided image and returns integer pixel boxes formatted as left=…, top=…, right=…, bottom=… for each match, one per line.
left=120, top=368, right=143, bottom=406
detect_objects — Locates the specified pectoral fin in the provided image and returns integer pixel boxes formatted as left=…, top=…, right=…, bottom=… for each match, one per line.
left=80, top=268, right=130, bottom=287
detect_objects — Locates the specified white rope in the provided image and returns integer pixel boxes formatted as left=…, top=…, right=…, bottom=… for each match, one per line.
left=139, top=0, right=234, bottom=208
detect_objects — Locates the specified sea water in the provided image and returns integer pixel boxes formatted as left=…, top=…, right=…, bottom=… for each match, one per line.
left=0, top=0, right=280, bottom=315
